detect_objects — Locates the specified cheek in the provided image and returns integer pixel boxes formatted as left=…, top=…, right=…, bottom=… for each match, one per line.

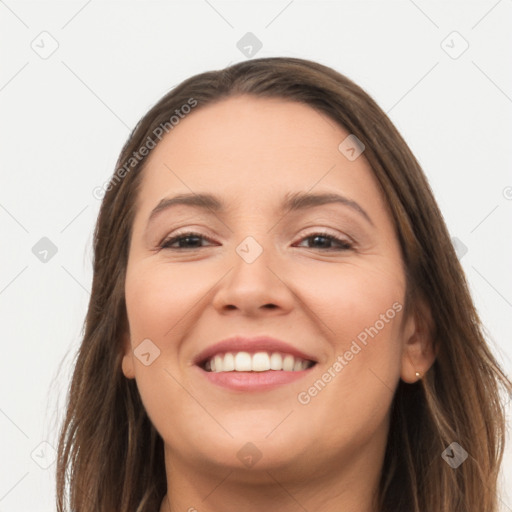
left=297, top=261, right=405, bottom=406
left=124, top=260, right=207, bottom=342
left=299, top=260, right=405, bottom=344
left=123, top=262, right=210, bottom=444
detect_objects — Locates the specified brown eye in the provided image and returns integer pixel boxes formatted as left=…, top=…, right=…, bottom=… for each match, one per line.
left=160, top=232, right=216, bottom=249
left=295, top=232, right=353, bottom=250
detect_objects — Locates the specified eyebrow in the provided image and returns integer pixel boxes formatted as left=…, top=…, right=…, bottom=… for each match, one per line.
left=147, top=191, right=374, bottom=227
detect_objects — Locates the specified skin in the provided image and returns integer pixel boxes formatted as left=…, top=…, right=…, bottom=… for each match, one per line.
left=121, top=95, right=436, bottom=512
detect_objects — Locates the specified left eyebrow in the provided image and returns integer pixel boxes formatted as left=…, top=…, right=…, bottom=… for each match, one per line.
left=147, top=191, right=374, bottom=227
left=281, top=191, right=374, bottom=227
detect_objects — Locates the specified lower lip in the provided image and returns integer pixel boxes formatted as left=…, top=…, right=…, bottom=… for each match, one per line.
left=196, top=366, right=314, bottom=391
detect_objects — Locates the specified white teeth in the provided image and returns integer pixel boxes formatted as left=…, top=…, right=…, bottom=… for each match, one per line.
left=223, top=352, right=235, bottom=371
left=293, top=358, right=303, bottom=371
left=234, top=351, right=252, bottom=371
left=205, top=351, right=313, bottom=373
left=269, top=352, right=283, bottom=370
left=252, top=352, right=270, bottom=372
left=282, top=354, right=294, bottom=371
left=214, top=354, right=223, bottom=373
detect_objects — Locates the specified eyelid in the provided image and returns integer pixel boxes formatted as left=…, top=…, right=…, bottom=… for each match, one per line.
left=293, top=229, right=354, bottom=249
left=295, top=226, right=352, bottom=240
left=159, top=230, right=218, bottom=249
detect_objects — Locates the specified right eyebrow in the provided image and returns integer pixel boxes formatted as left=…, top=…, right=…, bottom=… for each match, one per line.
left=147, top=193, right=222, bottom=223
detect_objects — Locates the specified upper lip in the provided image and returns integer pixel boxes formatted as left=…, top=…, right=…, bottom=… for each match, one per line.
left=193, top=335, right=318, bottom=366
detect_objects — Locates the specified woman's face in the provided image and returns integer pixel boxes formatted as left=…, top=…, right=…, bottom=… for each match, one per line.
left=121, top=95, right=423, bottom=481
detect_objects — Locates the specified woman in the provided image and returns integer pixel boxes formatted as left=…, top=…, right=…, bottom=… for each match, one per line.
left=56, top=57, right=512, bottom=512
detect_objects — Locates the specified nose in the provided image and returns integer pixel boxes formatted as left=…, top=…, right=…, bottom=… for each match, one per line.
left=211, top=240, right=295, bottom=317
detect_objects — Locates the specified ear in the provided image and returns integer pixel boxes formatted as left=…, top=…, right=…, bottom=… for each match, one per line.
left=400, top=296, right=437, bottom=383
left=121, top=331, right=136, bottom=379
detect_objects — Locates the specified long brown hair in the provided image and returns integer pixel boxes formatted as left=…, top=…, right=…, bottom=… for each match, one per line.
left=55, top=56, right=512, bottom=512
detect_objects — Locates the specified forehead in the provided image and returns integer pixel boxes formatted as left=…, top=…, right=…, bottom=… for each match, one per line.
left=135, top=95, right=385, bottom=216
left=146, top=95, right=346, bottom=165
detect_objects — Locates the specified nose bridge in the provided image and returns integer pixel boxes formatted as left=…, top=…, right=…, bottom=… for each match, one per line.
left=230, top=232, right=276, bottom=288
left=228, top=201, right=276, bottom=269
left=211, top=231, right=293, bottom=313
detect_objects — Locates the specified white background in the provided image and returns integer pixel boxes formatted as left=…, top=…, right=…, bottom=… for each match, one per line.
left=1, top=1, right=511, bottom=510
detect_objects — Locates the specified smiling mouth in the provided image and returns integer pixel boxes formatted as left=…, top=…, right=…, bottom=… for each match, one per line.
left=199, top=351, right=317, bottom=373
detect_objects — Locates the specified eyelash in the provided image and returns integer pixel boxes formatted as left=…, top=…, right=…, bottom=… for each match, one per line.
left=159, top=231, right=353, bottom=251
